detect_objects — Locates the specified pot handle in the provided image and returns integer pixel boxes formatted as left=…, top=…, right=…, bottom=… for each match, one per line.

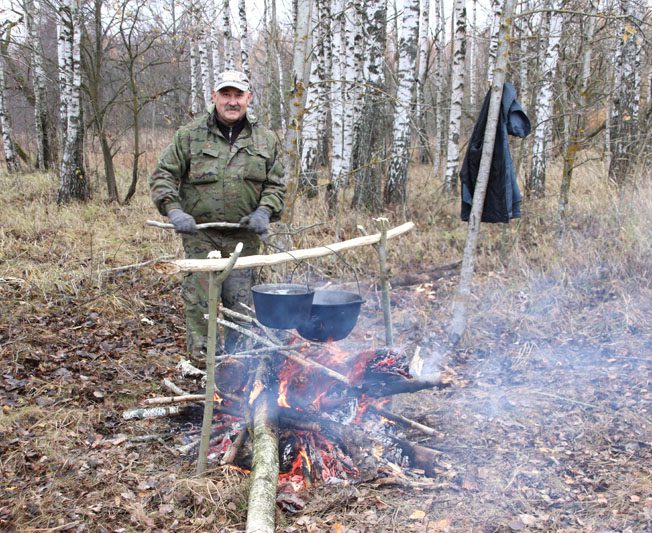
left=255, top=242, right=312, bottom=291
left=321, top=245, right=362, bottom=297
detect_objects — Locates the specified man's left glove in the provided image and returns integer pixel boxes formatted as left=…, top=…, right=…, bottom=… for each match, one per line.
left=240, top=206, right=271, bottom=239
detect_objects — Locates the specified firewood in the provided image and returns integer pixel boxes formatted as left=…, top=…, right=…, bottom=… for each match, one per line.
left=361, top=377, right=450, bottom=398
left=143, top=394, right=205, bottom=405
left=246, top=355, right=279, bottom=533
left=122, top=405, right=181, bottom=420
left=162, top=379, right=188, bottom=396
left=367, top=405, right=441, bottom=437
left=216, top=316, right=353, bottom=386
left=222, top=427, right=249, bottom=465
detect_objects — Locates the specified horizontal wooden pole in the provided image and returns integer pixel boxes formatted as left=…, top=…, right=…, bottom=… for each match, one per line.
left=146, top=219, right=243, bottom=230
left=153, top=221, right=415, bottom=274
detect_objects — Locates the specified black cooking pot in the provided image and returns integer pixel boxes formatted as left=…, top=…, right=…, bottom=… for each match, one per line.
left=251, top=283, right=314, bottom=329
left=295, top=290, right=364, bottom=342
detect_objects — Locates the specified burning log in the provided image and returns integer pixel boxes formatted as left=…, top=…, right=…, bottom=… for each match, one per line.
left=215, top=316, right=353, bottom=387
left=367, top=404, right=441, bottom=437
left=246, top=355, right=279, bottom=533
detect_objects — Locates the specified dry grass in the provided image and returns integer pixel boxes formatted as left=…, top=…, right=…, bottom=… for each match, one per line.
left=1, top=148, right=651, bottom=531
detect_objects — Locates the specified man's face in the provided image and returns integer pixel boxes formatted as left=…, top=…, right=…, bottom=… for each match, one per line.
left=212, top=87, right=252, bottom=125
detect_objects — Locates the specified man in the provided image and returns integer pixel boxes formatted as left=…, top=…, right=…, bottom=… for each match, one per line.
left=149, top=70, right=286, bottom=367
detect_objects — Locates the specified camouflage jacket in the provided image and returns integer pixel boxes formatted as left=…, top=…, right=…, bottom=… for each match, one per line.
left=149, top=106, right=286, bottom=224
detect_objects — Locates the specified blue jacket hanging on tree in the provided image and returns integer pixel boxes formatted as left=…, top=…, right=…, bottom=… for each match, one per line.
left=460, top=82, right=531, bottom=223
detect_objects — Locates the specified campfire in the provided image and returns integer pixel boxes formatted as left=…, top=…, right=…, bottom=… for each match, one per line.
left=122, top=221, right=450, bottom=529
left=124, top=315, right=451, bottom=512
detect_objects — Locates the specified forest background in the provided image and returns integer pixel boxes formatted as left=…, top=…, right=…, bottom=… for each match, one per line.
left=1, top=0, right=651, bottom=531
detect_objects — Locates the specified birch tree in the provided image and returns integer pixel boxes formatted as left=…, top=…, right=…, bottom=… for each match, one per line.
left=25, top=0, right=53, bottom=170
left=57, top=0, right=89, bottom=203
left=343, top=0, right=365, bottom=175
left=351, top=0, right=387, bottom=211
left=608, top=0, right=646, bottom=187
left=189, top=28, right=202, bottom=115
left=448, top=0, right=516, bottom=344
left=469, top=0, right=477, bottom=109
left=384, top=0, right=420, bottom=205
left=237, top=0, right=250, bottom=78
left=197, top=22, right=212, bottom=108
left=283, top=0, right=312, bottom=222
left=431, top=0, right=445, bottom=174
left=211, top=0, right=224, bottom=76
left=222, top=0, right=235, bottom=70
left=416, top=0, right=431, bottom=163
left=486, top=0, right=503, bottom=83
left=442, top=0, right=467, bottom=194
left=528, top=2, right=563, bottom=198
left=328, top=0, right=346, bottom=211
left=0, top=23, right=20, bottom=173
left=300, top=0, right=329, bottom=195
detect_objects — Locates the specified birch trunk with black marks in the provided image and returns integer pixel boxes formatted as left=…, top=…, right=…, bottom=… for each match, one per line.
left=282, top=0, right=312, bottom=223
left=431, top=0, right=444, bottom=174
left=443, top=0, right=467, bottom=194
left=57, top=0, right=88, bottom=203
left=416, top=0, right=431, bottom=163
left=608, top=0, right=645, bottom=187
left=188, top=4, right=202, bottom=115
left=300, top=0, right=329, bottom=195
left=197, top=21, right=212, bottom=109
left=222, top=0, right=235, bottom=70
left=343, top=0, right=365, bottom=180
left=211, top=0, right=224, bottom=75
left=238, top=0, right=250, bottom=78
left=0, top=31, right=19, bottom=173
left=328, top=0, right=346, bottom=213
left=25, top=0, right=53, bottom=170
left=528, top=3, right=563, bottom=198
left=486, top=0, right=503, bottom=83
left=469, top=0, right=477, bottom=109
left=448, top=0, right=516, bottom=344
left=383, top=0, right=420, bottom=205
left=351, top=0, right=387, bottom=211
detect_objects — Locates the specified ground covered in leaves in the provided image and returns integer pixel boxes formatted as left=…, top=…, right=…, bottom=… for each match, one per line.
left=1, top=254, right=650, bottom=531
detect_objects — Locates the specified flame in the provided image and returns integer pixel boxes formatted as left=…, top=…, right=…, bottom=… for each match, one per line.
left=380, top=416, right=396, bottom=425
left=278, top=379, right=291, bottom=408
left=248, top=380, right=264, bottom=405
left=298, top=446, right=312, bottom=474
left=213, top=392, right=223, bottom=404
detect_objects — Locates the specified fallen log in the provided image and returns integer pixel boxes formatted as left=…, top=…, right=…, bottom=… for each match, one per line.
left=246, top=355, right=279, bottom=533
left=154, top=221, right=415, bottom=274
left=122, top=405, right=181, bottom=420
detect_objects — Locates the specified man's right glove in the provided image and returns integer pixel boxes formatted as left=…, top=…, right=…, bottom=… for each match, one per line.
left=167, top=208, right=197, bottom=234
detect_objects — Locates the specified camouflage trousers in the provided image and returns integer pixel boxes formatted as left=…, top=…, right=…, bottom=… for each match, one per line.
left=181, top=229, right=260, bottom=364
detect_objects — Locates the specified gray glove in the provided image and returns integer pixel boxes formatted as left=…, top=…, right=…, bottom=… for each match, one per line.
left=167, top=208, right=197, bottom=234
left=240, top=207, right=271, bottom=238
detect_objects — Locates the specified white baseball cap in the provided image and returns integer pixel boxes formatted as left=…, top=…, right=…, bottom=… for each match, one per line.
left=215, top=70, right=250, bottom=92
